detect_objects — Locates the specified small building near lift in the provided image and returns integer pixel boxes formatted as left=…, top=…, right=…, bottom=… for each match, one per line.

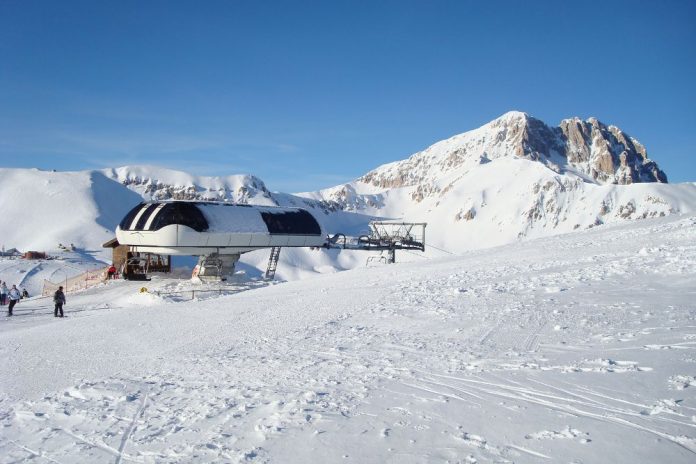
left=102, top=238, right=171, bottom=280
left=23, top=251, right=47, bottom=260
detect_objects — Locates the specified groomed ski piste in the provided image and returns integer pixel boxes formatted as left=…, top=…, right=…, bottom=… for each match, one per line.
left=1, top=214, right=695, bottom=463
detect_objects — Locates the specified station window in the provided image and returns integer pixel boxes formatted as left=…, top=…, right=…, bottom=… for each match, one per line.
left=261, top=210, right=321, bottom=235
left=119, top=203, right=147, bottom=230
left=148, top=202, right=209, bottom=232
left=135, top=204, right=160, bottom=230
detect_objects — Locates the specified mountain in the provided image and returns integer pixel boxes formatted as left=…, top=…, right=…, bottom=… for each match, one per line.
left=301, top=111, right=694, bottom=252
left=0, top=166, right=373, bottom=274
left=1, top=111, right=694, bottom=280
left=355, top=111, right=667, bottom=194
left=0, top=168, right=143, bottom=254
left=101, top=165, right=278, bottom=205
left=2, top=212, right=695, bottom=462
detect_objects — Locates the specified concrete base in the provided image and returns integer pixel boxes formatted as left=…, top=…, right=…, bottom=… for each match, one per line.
left=192, top=253, right=240, bottom=282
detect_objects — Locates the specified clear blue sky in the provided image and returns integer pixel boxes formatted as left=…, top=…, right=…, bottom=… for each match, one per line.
left=1, top=0, right=694, bottom=191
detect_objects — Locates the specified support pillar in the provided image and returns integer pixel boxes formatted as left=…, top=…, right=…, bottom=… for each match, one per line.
left=192, top=253, right=240, bottom=282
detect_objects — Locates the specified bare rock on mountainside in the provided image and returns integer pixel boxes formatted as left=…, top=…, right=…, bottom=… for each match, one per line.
left=358, top=111, right=667, bottom=197
left=102, top=166, right=278, bottom=205
left=300, top=111, right=694, bottom=251
left=1, top=111, right=693, bottom=261
left=558, top=117, right=667, bottom=184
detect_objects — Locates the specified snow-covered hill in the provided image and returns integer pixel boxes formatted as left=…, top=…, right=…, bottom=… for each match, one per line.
left=1, top=112, right=695, bottom=462
left=0, top=168, right=142, bottom=254
left=0, top=165, right=377, bottom=284
left=1, top=111, right=695, bottom=285
left=303, top=111, right=696, bottom=251
left=354, top=111, right=667, bottom=191
left=1, top=213, right=694, bottom=463
left=101, top=165, right=278, bottom=205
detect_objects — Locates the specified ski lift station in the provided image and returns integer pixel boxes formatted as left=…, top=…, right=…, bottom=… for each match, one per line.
left=115, top=200, right=426, bottom=281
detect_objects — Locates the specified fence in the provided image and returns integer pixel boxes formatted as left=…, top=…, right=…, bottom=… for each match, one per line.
left=150, top=281, right=271, bottom=301
left=42, top=266, right=110, bottom=296
left=150, top=288, right=229, bottom=301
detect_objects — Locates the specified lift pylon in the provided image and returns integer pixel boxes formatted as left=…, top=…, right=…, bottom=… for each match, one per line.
left=325, top=221, right=426, bottom=264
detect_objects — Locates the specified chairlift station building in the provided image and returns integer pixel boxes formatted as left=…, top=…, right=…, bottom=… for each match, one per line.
left=114, top=200, right=426, bottom=280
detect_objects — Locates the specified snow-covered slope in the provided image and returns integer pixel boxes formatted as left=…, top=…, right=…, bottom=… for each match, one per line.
left=0, top=168, right=142, bottom=255
left=353, top=111, right=667, bottom=191
left=101, top=165, right=278, bottom=205
left=303, top=112, right=696, bottom=252
left=1, top=112, right=695, bottom=285
left=309, top=157, right=696, bottom=253
left=0, top=165, right=377, bottom=282
left=1, top=213, right=694, bottom=463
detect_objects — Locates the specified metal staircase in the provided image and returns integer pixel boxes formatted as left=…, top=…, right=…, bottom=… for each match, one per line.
left=265, top=246, right=282, bottom=280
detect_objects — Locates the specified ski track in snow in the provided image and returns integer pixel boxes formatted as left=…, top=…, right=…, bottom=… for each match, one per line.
left=1, top=215, right=695, bottom=462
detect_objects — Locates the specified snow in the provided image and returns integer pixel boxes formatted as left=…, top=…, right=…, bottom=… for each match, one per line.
left=102, top=166, right=276, bottom=205
left=0, top=252, right=109, bottom=297
left=198, top=204, right=268, bottom=234
left=199, top=204, right=327, bottom=235
left=1, top=213, right=695, bottom=463
left=0, top=168, right=142, bottom=259
left=3, top=147, right=696, bottom=290
left=302, top=156, right=696, bottom=260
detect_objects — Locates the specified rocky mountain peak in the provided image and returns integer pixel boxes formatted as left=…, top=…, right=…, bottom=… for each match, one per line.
left=356, top=112, right=667, bottom=202
left=490, top=110, right=529, bottom=123
left=557, top=117, right=666, bottom=184
left=102, top=166, right=278, bottom=205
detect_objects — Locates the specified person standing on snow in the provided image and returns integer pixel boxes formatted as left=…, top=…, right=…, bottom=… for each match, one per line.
left=53, top=286, right=66, bottom=317
left=0, top=282, right=8, bottom=306
left=7, top=285, right=21, bottom=316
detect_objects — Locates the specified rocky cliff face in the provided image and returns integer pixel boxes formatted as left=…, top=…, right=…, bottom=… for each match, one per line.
left=101, top=166, right=278, bottom=205
left=356, top=112, right=667, bottom=203
left=558, top=117, right=667, bottom=184
left=296, top=111, right=694, bottom=251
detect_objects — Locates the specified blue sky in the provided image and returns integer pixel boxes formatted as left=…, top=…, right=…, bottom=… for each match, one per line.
left=1, top=0, right=694, bottom=191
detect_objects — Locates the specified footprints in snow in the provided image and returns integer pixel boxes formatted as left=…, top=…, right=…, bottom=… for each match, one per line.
left=525, top=426, right=591, bottom=444
left=669, top=375, right=695, bottom=390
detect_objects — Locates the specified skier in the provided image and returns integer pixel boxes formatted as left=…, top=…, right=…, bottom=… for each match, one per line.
left=107, top=264, right=117, bottom=280
left=21, top=288, right=29, bottom=299
left=7, top=285, right=21, bottom=316
left=0, top=282, right=7, bottom=306
left=53, top=286, right=66, bottom=318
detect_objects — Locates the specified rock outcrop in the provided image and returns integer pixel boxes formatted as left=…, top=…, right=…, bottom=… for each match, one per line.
left=558, top=117, right=666, bottom=184
left=101, top=167, right=278, bottom=205
left=356, top=112, right=667, bottom=202
left=297, top=111, right=693, bottom=250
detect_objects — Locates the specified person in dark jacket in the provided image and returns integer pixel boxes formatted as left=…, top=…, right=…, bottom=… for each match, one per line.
left=7, top=285, right=20, bottom=316
left=53, top=286, right=66, bottom=317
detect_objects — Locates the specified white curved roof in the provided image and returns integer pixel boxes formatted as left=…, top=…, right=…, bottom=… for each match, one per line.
left=200, top=204, right=273, bottom=233
left=115, top=201, right=326, bottom=255
left=118, top=201, right=323, bottom=235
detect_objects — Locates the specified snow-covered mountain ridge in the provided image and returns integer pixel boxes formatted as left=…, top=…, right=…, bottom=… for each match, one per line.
left=1, top=111, right=694, bottom=275
left=2, top=213, right=695, bottom=462
left=301, top=112, right=695, bottom=252
left=101, top=165, right=278, bottom=205
left=357, top=111, right=666, bottom=196
left=0, top=166, right=370, bottom=272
